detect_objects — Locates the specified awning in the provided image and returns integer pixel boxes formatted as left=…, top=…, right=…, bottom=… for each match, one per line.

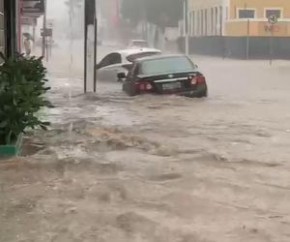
left=21, top=0, right=44, bottom=18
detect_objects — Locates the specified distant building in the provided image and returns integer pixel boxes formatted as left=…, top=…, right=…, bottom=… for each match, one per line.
left=184, top=0, right=290, bottom=37
left=178, top=0, right=290, bottom=59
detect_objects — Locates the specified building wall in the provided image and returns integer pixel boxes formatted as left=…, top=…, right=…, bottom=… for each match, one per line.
left=179, top=0, right=290, bottom=58
left=226, top=0, right=290, bottom=36
left=226, top=20, right=290, bottom=36
left=185, top=0, right=229, bottom=36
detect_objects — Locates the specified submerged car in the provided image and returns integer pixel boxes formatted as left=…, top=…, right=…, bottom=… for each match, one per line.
left=119, top=54, right=208, bottom=98
left=128, top=39, right=149, bottom=48
left=96, top=48, right=161, bottom=81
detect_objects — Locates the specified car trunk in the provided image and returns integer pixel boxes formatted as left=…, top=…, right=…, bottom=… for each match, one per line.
left=138, top=72, right=200, bottom=94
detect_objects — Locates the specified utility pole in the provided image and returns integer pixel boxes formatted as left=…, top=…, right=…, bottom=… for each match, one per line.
left=42, top=0, right=47, bottom=58
left=84, top=0, right=97, bottom=93
left=183, top=0, right=189, bottom=55
left=267, top=15, right=278, bottom=66
left=269, top=26, right=273, bottom=65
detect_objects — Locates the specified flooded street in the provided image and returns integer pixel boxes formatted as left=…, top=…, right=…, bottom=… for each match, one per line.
left=1, top=43, right=290, bottom=242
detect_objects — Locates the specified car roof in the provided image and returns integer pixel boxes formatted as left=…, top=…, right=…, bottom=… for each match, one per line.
left=136, top=54, right=190, bottom=63
left=116, top=48, right=161, bottom=57
left=130, top=39, right=147, bottom=42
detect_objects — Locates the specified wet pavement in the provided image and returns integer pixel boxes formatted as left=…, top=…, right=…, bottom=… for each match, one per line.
left=1, top=43, right=290, bottom=242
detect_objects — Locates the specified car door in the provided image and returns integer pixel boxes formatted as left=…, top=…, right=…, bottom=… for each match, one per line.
left=97, top=53, right=123, bottom=81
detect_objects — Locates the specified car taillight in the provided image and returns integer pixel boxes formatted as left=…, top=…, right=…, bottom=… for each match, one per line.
left=196, top=75, right=206, bottom=85
left=136, top=82, right=152, bottom=91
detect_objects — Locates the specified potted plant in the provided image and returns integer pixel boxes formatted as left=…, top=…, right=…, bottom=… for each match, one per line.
left=0, top=54, right=52, bottom=157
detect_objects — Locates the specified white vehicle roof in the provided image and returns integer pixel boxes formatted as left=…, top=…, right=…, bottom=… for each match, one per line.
left=117, top=48, right=161, bottom=58
left=130, top=39, right=147, bottom=43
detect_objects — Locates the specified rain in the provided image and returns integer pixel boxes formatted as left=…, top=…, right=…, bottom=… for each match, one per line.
left=1, top=0, right=290, bottom=241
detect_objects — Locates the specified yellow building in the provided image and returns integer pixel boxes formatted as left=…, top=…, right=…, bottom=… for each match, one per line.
left=187, top=0, right=290, bottom=37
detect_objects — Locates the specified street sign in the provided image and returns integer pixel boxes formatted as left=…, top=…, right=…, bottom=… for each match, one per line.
left=47, top=19, right=54, bottom=28
left=268, top=15, right=278, bottom=25
left=266, top=15, right=278, bottom=66
left=41, top=28, right=52, bottom=37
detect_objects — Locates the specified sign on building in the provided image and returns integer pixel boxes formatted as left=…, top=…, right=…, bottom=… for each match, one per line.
left=268, top=15, right=278, bottom=25
left=265, top=15, right=279, bottom=33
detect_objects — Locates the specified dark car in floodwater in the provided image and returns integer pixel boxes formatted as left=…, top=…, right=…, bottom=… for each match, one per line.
left=118, top=54, right=208, bottom=98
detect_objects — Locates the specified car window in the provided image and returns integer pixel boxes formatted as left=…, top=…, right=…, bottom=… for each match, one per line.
left=126, top=52, right=161, bottom=62
left=140, top=56, right=195, bottom=75
left=109, top=53, right=122, bottom=65
left=98, top=53, right=122, bottom=68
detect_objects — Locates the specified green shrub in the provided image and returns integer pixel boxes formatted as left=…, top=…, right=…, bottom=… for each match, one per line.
left=0, top=54, right=52, bottom=145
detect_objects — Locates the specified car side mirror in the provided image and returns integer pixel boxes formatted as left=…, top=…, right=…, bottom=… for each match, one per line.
left=117, top=72, right=126, bottom=79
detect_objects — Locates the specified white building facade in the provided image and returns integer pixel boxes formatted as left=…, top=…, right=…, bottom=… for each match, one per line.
left=180, top=0, right=230, bottom=37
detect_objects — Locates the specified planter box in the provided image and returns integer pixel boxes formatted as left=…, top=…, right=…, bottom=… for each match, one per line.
left=0, top=134, right=23, bottom=157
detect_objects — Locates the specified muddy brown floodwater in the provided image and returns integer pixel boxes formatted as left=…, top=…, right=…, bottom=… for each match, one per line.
left=1, top=44, right=290, bottom=242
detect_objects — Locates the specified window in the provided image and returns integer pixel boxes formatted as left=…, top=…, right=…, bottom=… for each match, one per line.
left=265, top=9, right=281, bottom=19
left=205, top=9, right=208, bottom=35
left=238, top=9, right=255, bottom=19
left=197, top=10, right=200, bottom=35
left=219, top=6, right=223, bottom=35
left=211, top=8, right=214, bottom=35
left=201, top=9, right=204, bottom=35
left=215, top=7, right=218, bottom=34
left=97, top=53, right=121, bottom=69
left=192, top=11, right=195, bottom=36
left=188, top=12, right=192, bottom=36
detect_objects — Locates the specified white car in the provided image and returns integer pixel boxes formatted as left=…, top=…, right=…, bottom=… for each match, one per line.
left=96, top=48, right=161, bottom=81
left=128, top=39, right=149, bottom=48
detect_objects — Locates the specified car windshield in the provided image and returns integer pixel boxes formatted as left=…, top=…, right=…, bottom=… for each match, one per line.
left=126, top=52, right=160, bottom=62
left=140, top=56, right=195, bottom=75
